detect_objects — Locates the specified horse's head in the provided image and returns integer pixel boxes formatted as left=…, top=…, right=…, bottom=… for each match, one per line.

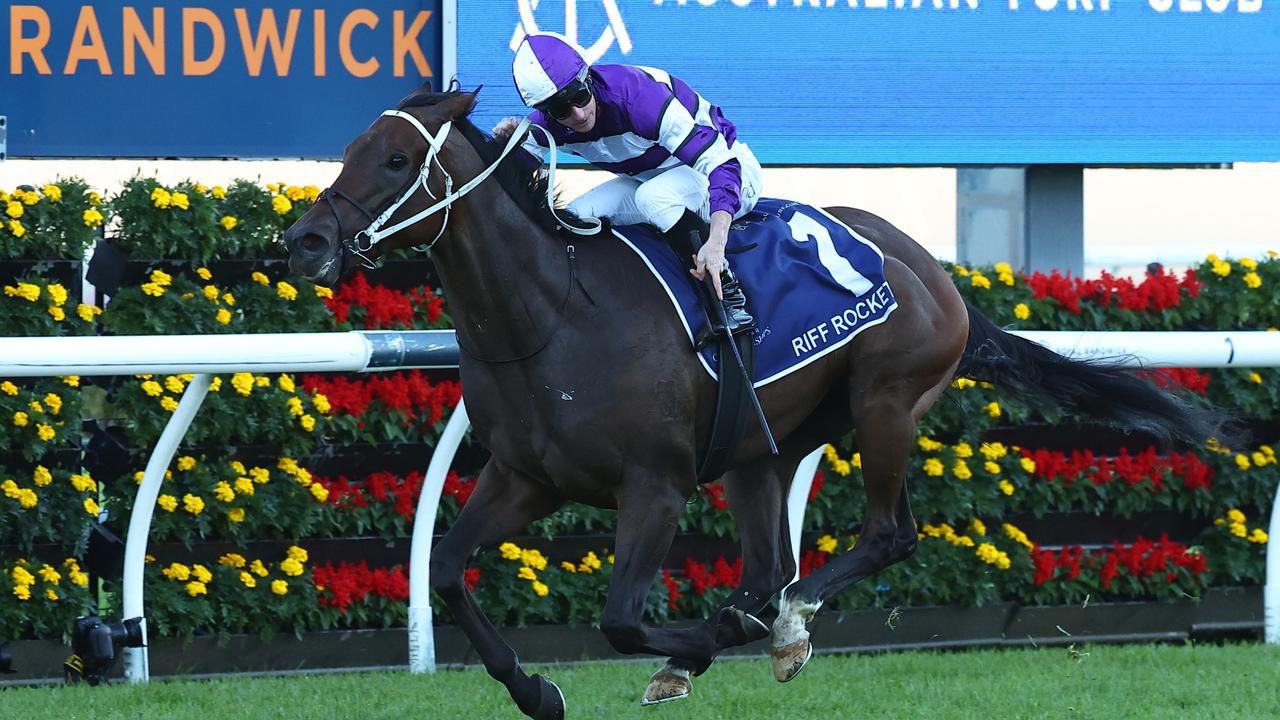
left=283, top=86, right=480, bottom=287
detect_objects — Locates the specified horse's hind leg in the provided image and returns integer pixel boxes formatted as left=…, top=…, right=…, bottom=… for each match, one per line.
left=644, top=443, right=812, bottom=704
left=770, top=385, right=925, bottom=682
left=429, top=460, right=565, bottom=720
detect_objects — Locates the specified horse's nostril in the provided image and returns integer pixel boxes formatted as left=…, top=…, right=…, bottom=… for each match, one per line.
left=300, top=234, right=331, bottom=255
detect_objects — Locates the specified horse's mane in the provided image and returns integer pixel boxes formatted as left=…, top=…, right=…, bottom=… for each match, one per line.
left=398, top=90, right=588, bottom=238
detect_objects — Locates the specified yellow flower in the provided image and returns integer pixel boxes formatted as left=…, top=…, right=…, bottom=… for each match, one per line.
left=300, top=414, right=317, bottom=432
left=1206, top=253, right=1221, bottom=263
left=980, top=442, right=1007, bottom=460
left=1248, top=528, right=1268, bottom=544
left=157, top=494, right=178, bottom=512
left=1013, top=303, right=1030, bottom=321
left=1235, top=454, right=1251, bottom=470
left=5, top=282, right=40, bottom=302
left=272, top=195, right=293, bottom=215
left=82, top=208, right=105, bottom=227
left=6, top=201, right=24, bottom=218
left=521, top=549, right=548, bottom=571
left=13, top=411, right=29, bottom=427
left=222, top=293, right=236, bottom=306
left=239, top=571, right=256, bottom=588
left=231, top=460, right=247, bottom=475
left=1230, top=523, right=1248, bottom=538
left=1227, top=509, right=1246, bottom=523
left=1243, top=272, right=1262, bottom=289
left=211, top=185, right=227, bottom=199
left=816, top=535, right=838, bottom=554
left=278, top=374, right=297, bottom=393
left=309, top=483, right=329, bottom=502
left=231, top=372, right=255, bottom=396
left=561, top=561, right=576, bottom=573
left=1252, top=451, right=1267, bottom=467
left=160, top=396, right=179, bottom=412
left=0, top=381, right=16, bottom=395
left=76, top=304, right=101, bottom=322
left=315, top=286, right=334, bottom=299
left=21, top=190, right=39, bottom=205
left=252, top=271, right=270, bottom=286
left=6, top=219, right=24, bottom=238
left=251, top=559, right=269, bottom=577
left=986, top=402, right=1002, bottom=418
left=994, top=262, right=1013, bottom=276
left=220, top=215, right=238, bottom=230
left=531, top=581, right=549, bottom=597
left=201, top=285, right=219, bottom=302
left=163, top=563, right=191, bottom=581
left=1240, top=257, right=1258, bottom=270
left=952, top=460, right=972, bottom=480
left=29, top=400, right=44, bottom=414
left=581, top=551, right=603, bottom=571
left=254, top=466, right=274, bottom=483
left=1249, top=372, right=1263, bottom=384
left=192, top=564, right=213, bottom=583
left=38, top=564, right=61, bottom=584
left=917, top=436, right=943, bottom=452
left=139, top=380, right=163, bottom=397
left=287, top=546, right=309, bottom=563
left=954, top=265, right=970, bottom=277
left=13, top=585, right=31, bottom=601
left=183, top=494, right=205, bottom=514
left=215, top=308, right=232, bottom=325
left=954, top=442, right=973, bottom=459
left=42, top=184, right=62, bottom=202
left=213, top=482, right=236, bottom=503
left=141, top=282, right=166, bottom=297
left=89, top=191, right=102, bottom=205
left=286, top=185, right=306, bottom=201
left=984, top=461, right=1001, bottom=475
left=517, top=566, right=537, bottom=581
left=228, top=508, right=246, bottom=523
left=18, top=489, right=38, bottom=509
left=304, top=185, right=321, bottom=202
left=1212, top=260, right=1231, bottom=277
left=185, top=581, right=207, bottom=597
left=281, top=558, right=304, bottom=577
left=46, top=306, right=65, bottom=322
left=171, top=192, right=190, bottom=210
left=970, top=518, right=988, bottom=536
left=276, top=281, right=298, bottom=301
left=70, top=473, right=96, bottom=493
left=219, top=553, right=247, bottom=569
left=998, top=272, right=1015, bottom=286
left=922, top=458, right=944, bottom=477
left=175, top=455, right=198, bottom=472
left=271, top=579, right=289, bottom=596
left=36, top=423, right=56, bottom=442
left=33, top=466, right=53, bottom=487
left=45, top=588, right=59, bottom=601
left=970, top=274, right=991, bottom=289
left=499, top=543, right=522, bottom=560
left=83, top=497, right=101, bottom=516
left=1020, top=457, right=1037, bottom=474
left=151, top=187, right=172, bottom=208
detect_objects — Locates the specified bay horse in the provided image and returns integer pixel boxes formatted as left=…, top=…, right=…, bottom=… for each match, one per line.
left=282, top=88, right=1223, bottom=720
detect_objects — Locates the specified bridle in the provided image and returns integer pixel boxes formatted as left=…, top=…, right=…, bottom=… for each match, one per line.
left=306, top=108, right=601, bottom=270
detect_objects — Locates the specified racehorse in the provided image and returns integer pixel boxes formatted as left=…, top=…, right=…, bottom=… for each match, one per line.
left=282, top=87, right=1224, bottom=720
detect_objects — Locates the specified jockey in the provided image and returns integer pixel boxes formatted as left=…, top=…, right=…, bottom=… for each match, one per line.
left=496, top=32, right=762, bottom=337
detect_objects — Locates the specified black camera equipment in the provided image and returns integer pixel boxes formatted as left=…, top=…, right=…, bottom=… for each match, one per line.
left=64, top=615, right=145, bottom=685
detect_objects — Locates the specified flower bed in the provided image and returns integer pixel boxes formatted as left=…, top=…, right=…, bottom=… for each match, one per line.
left=0, top=175, right=1274, bottom=643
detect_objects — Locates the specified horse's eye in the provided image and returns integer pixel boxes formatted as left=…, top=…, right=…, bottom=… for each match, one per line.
left=387, top=154, right=408, bottom=170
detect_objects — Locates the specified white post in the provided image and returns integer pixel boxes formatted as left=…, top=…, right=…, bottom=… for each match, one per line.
left=1266, top=483, right=1280, bottom=644
left=121, top=373, right=212, bottom=684
left=408, top=400, right=470, bottom=673
left=441, top=0, right=457, bottom=88
left=785, top=447, right=825, bottom=585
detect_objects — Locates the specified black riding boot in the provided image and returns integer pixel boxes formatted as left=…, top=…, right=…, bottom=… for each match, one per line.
left=663, top=210, right=755, bottom=339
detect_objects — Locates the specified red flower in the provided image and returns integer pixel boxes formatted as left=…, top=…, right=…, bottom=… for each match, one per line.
left=464, top=568, right=481, bottom=591
left=661, top=570, right=682, bottom=610
left=702, top=483, right=729, bottom=511
left=808, top=470, right=825, bottom=502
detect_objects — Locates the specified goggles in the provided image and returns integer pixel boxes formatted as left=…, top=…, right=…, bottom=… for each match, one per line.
left=536, top=73, right=594, bottom=120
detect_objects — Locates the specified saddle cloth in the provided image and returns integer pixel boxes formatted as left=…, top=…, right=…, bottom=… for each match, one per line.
left=611, top=198, right=899, bottom=388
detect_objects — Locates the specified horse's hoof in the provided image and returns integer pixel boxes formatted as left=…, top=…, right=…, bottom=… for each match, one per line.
left=770, top=637, right=813, bottom=683
left=641, top=665, right=691, bottom=706
left=717, top=607, right=771, bottom=647
left=529, top=674, right=566, bottom=720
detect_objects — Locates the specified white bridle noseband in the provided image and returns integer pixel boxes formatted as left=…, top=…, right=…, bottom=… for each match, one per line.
left=341, top=108, right=601, bottom=267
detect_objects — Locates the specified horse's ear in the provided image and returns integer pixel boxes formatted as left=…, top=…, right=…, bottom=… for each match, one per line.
left=438, top=89, right=479, bottom=120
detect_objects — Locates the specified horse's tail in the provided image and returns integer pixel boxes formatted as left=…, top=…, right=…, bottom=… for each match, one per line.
left=956, top=302, right=1234, bottom=448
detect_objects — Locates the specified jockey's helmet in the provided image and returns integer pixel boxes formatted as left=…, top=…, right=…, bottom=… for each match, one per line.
left=512, top=33, right=593, bottom=119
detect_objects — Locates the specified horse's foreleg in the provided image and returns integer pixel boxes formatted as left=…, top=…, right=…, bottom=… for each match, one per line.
left=645, top=453, right=800, bottom=704
left=429, top=461, right=565, bottom=720
left=771, top=393, right=920, bottom=682
left=598, top=482, right=724, bottom=664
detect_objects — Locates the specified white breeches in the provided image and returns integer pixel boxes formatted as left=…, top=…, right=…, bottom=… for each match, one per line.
left=567, top=142, right=764, bottom=232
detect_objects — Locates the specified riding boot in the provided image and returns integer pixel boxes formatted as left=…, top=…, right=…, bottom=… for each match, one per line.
left=661, top=210, right=755, bottom=345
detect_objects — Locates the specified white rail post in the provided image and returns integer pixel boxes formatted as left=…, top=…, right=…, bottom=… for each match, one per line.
left=408, top=400, right=471, bottom=673
left=121, top=373, right=212, bottom=684
left=1266, top=484, right=1280, bottom=644
left=786, top=447, right=825, bottom=585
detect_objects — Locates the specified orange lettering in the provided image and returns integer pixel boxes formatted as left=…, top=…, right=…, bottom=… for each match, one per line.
left=234, top=8, right=301, bottom=77
left=339, top=9, right=379, bottom=78
left=64, top=6, right=113, bottom=75
left=123, top=7, right=165, bottom=76
left=9, top=5, right=51, bottom=75
left=393, top=10, right=432, bottom=78
left=183, top=8, right=225, bottom=76
left=314, top=9, right=326, bottom=77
